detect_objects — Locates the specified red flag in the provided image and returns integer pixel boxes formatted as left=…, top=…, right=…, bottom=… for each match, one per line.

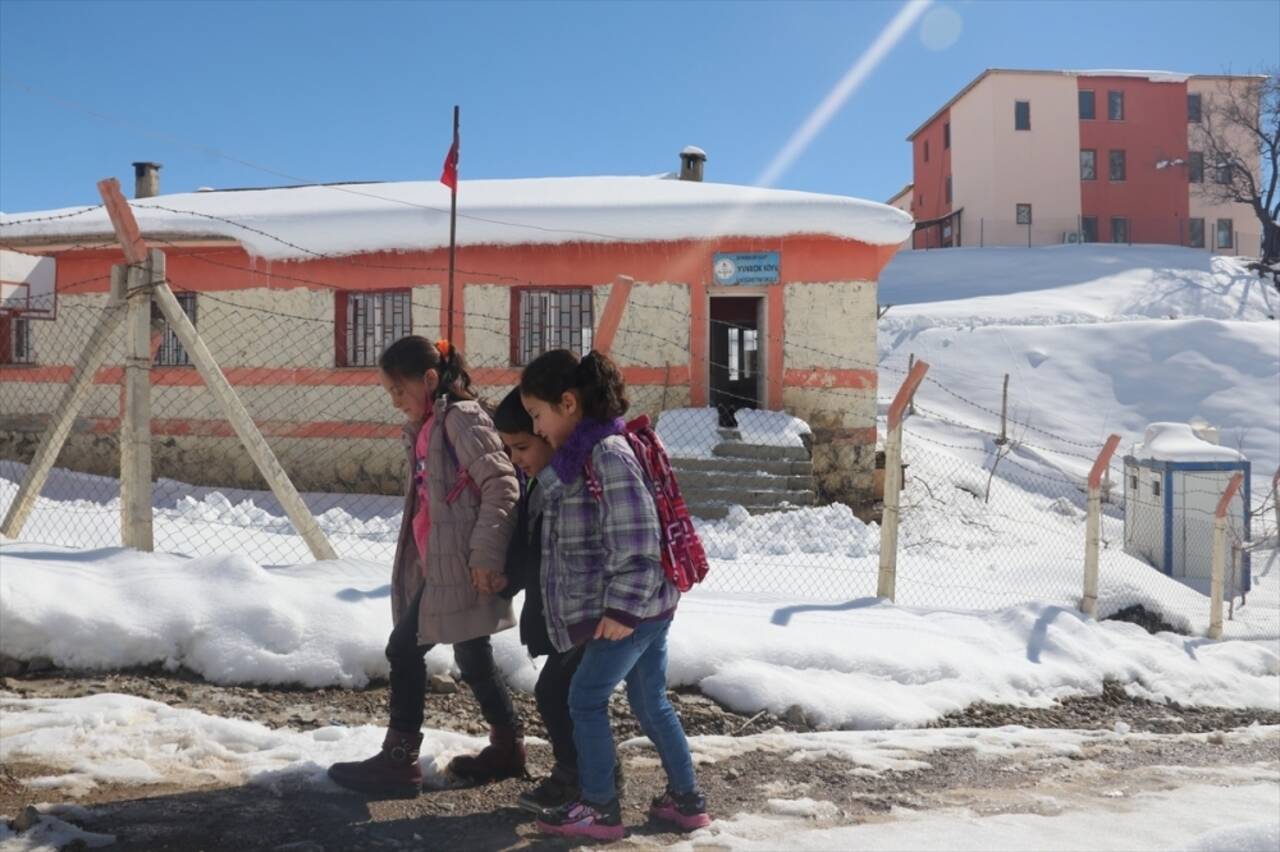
left=440, top=134, right=459, bottom=191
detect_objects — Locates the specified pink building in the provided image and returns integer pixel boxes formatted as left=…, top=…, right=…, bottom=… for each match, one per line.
left=904, top=69, right=1261, bottom=252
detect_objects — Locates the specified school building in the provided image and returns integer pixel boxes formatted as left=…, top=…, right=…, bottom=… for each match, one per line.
left=0, top=153, right=912, bottom=506
left=904, top=69, right=1262, bottom=251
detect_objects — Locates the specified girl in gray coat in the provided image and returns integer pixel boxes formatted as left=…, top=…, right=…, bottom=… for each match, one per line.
left=328, top=336, right=523, bottom=797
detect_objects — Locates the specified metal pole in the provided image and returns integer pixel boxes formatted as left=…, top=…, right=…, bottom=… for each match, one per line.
left=996, top=374, right=1009, bottom=446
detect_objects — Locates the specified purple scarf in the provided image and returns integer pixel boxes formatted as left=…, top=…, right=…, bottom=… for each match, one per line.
left=552, top=417, right=626, bottom=485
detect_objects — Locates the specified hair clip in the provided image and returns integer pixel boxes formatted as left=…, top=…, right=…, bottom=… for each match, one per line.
left=434, top=338, right=452, bottom=358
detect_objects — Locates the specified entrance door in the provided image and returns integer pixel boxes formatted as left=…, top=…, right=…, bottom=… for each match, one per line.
left=709, top=296, right=762, bottom=428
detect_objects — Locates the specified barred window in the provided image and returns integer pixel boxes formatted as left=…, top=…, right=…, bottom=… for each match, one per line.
left=1, top=316, right=33, bottom=364
left=514, top=288, right=593, bottom=366
left=154, top=292, right=196, bottom=367
left=338, top=290, right=411, bottom=367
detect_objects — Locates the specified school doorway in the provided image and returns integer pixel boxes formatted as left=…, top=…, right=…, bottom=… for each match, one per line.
left=709, top=295, right=762, bottom=428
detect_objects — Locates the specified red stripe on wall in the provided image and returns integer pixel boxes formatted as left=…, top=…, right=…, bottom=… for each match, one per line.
left=783, top=368, right=877, bottom=390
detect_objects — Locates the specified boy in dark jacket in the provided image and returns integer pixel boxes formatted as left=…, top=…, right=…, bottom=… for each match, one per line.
left=494, top=388, right=623, bottom=812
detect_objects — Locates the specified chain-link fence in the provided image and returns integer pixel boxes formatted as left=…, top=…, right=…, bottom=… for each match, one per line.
left=1, top=226, right=1276, bottom=640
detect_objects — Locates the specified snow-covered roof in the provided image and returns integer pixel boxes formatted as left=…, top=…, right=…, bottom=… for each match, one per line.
left=0, top=176, right=913, bottom=262
left=1132, top=422, right=1245, bottom=464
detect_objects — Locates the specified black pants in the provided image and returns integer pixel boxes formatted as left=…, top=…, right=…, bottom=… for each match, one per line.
left=534, top=645, right=585, bottom=772
left=387, top=589, right=518, bottom=734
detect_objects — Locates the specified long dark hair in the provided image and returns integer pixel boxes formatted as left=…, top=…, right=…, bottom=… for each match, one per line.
left=378, top=336, right=476, bottom=403
left=520, top=349, right=629, bottom=421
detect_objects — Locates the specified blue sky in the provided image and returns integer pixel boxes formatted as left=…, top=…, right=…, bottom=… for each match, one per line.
left=1, top=0, right=1277, bottom=212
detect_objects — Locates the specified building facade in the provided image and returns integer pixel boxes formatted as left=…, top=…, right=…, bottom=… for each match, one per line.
left=0, top=171, right=910, bottom=506
left=906, top=69, right=1261, bottom=252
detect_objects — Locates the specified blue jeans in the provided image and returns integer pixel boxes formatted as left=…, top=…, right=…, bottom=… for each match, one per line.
left=569, top=618, right=697, bottom=803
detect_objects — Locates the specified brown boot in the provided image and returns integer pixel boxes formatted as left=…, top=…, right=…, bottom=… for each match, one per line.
left=327, top=729, right=424, bottom=797
left=446, top=724, right=528, bottom=784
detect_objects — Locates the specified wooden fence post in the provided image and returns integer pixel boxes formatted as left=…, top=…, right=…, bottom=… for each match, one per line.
left=878, top=359, right=930, bottom=601
left=1209, top=472, right=1244, bottom=640
left=119, top=249, right=161, bottom=550
left=1082, top=434, right=1122, bottom=618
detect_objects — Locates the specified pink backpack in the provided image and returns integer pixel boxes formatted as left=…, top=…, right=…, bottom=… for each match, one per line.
left=584, top=416, right=710, bottom=592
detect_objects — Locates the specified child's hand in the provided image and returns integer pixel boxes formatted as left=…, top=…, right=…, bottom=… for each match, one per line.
left=594, top=617, right=634, bottom=641
left=471, top=567, right=505, bottom=595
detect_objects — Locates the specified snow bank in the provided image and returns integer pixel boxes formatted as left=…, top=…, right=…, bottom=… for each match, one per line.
left=0, top=693, right=484, bottom=797
left=1135, top=422, right=1246, bottom=463
left=2, top=543, right=1276, bottom=728
left=656, top=408, right=811, bottom=459
left=1183, top=820, right=1280, bottom=852
left=0, top=813, right=114, bottom=850
left=0, top=177, right=914, bottom=260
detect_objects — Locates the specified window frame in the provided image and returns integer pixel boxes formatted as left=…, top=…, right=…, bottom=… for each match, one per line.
left=1014, top=100, right=1031, bottom=131
left=943, top=122, right=950, bottom=149
left=923, top=139, right=929, bottom=163
left=1215, top=160, right=1233, bottom=185
left=1107, top=90, right=1125, bottom=121
left=335, top=288, right=413, bottom=368
left=1187, top=93, right=1202, bottom=123
left=1109, top=149, right=1127, bottom=182
left=1080, top=149, right=1097, bottom=181
left=1078, top=89, right=1096, bottom=120
left=1111, top=216, right=1129, bottom=245
left=0, top=315, right=34, bottom=365
left=945, top=175, right=952, bottom=204
left=510, top=286, right=595, bottom=367
left=1216, top=219, right=1234, bottom=249
left=1081, top=216, right=1099, bottom=243
left=1188, top=151, right=1204, bottom=183
left=1188, top=217, right=1205, bottom=248
left=153, top=292, right=197, bottom=367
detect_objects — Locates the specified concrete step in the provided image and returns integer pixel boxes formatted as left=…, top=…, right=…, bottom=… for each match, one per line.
left=672, top=456, right=814, bottom=477
left=713, top=442, right=811, bottom=462
left=688, top=503, right=809, bottom=521
left=682, top=487, right=816, bottom=508
left=675, top=469, right=816, bottom=492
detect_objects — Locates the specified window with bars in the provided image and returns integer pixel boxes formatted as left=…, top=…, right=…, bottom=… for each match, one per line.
left=1079, top=90, right=1096, bottom=120
left=1189, top=152, right=1204, bottom=183
left=727, top=327, right=759, bottom=382
left=1187, top=93, right=1202, bottom=123
left=154, top=292, right=197, bottom=367
left=1, top=316, right=33, bottom=364
left=1080, top=149, right=1096, bottom=180
left=513, top=288, right=594, bottom=366
left=337, top=290, right=412, bottom=367
left=1216, top=219, right=1234, bottom=249
left=1109, top=149, right=1126, bottom=181
left=1108, top=90, right=1125, bottom=120
left=1189, top=218, right=1205, bottom=248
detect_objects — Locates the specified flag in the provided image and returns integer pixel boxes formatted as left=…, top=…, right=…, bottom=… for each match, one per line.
left=440, top=133, right=459, bottom=191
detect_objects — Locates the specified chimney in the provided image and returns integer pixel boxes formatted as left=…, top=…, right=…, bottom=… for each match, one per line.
left=679, top=146, right=706, bottom=182
left=132, top=161, right=162, bottom=198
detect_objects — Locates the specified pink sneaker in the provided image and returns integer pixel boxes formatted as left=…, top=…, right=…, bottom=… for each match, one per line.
left=536, top=798, right=625, bottom=841
left=650, top=789, right=711, bottom=831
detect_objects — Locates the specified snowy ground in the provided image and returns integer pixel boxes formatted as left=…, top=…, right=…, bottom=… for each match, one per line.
left=1, top=692, right=1276, bottom=850
left=3, top=244, right=1278, bottom=849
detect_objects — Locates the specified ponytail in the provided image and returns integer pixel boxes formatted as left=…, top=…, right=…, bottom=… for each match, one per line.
left=520, top=348, right=629, bottom=421
left=378, top=335, right=476, bottom=403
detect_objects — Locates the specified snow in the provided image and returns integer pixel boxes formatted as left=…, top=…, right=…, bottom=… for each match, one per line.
left=1135, top=422, right=1246, bottom=463
left=681, top=145, right=708, bottom=158
left=670, top=783, right=1279, bottom=851
left=0, top=813, right=114, bottom=850
left=656, top=408, right=810, bottom=459
left=2, top=542, right=1276, bottom=729
left=1183, top=820, right=1280, bottom=852
left=765, top=798, right=840, bottom=819
left=1073, top=69, right=1191, bottom=83
left=878, top=245, right=1279, bottom=497
left=0, top=693, right=485, bottom=797
left=0, top=176, right=914, bottom=260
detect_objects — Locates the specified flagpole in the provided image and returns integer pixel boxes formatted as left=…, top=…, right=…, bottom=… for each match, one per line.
left=446, top=105, right=459, bottom=342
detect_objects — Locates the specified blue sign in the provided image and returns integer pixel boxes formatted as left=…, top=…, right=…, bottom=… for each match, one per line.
left=713, top=251, right=780, bottom=286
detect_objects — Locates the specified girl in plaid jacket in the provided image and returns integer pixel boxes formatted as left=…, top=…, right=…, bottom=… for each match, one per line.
left=520, top=349, right=709, bottom=841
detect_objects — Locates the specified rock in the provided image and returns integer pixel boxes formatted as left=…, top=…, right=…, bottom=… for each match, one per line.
left=26, top=656, right=53, bottom=673
left=1207, top=731, right=1226, bottom=745
left=430, top=674, right=459, bottom=695
left=1113, top=721, right=1131, bottom=736
left=724, top=767, right=741, bottom=780
left=784, top=705, right=807, bottom=727
left=14, top=806, right=41, bottom=832
left=273, top=842, right=325, bottom=852
left=0, top=655, right=24, bottom=677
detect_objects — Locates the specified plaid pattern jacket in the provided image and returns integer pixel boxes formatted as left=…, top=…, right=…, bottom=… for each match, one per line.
left=537, top=434, right=678, bottom=652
